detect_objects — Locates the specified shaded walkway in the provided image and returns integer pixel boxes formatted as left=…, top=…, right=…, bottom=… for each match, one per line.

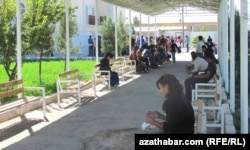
left=1, top=52, right=220, bottom=150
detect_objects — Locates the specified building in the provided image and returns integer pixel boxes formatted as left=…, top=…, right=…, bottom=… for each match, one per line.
left=71, top=0, right=125, bottom=56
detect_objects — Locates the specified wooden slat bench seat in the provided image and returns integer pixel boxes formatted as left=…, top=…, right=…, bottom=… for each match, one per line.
left=57, top=69, right=94, bottom=107
left=191, top=74, right=225, bottom=133
left=193, top=100, right=207, bottom=134
left=93, top=64, right=111, bottom=93
left=0, top=79, right=46, bottom=123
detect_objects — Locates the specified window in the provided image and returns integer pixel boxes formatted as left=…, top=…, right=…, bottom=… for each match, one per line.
left=86, top=5, right=95, bottom=25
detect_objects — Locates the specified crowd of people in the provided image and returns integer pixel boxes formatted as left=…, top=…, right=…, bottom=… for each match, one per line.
left=126, top=35, right=187, bottom=73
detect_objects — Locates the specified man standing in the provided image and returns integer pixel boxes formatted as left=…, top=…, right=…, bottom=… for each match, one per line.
left=196, top=35, right=205, bottom=57
left=88, top=35, right=93, bottom=56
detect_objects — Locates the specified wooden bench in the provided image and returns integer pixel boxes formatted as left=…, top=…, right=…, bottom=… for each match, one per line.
left=93, top=64, right=111, bottom=93
left=192, top=100, right=207, bottom=134
left=57, top=69, right=94, bottom=107
left=0, top=79, right=46, bottom=122
left=191, top=74, right=225, bottom=133
left=123, top=57, right=136, bottom=75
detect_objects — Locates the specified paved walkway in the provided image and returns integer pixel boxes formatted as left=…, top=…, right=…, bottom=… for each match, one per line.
left=0, top=51, right=218, bottom=150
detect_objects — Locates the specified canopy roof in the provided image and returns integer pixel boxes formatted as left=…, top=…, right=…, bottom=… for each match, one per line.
left=102, top=0, right=221, bottom=16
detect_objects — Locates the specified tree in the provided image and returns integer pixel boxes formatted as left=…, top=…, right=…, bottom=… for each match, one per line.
left=21, top=0, right=65, bottom=83
left=133, top=16, right=140, bottom=27
left=118, top=16, right=128, bottom=55
left=101, top=16, right=128, bottom=56
left=200, top=24, right=208, bottom=31
left=0, top=0, right=18, bottom=81
left=56, top=1, right=79, bottom=71
left=101, top=17, right=115, bottom=54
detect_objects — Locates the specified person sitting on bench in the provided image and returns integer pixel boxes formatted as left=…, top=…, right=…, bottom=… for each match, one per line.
left=100, top=52, right=119, bottom=87
left=184, top=52, right=216, bottom=102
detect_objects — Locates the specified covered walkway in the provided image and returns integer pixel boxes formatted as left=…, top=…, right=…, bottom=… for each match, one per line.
left=0, top=51, right=235, bottom=150
left=13, top=0, right=248, bottom=134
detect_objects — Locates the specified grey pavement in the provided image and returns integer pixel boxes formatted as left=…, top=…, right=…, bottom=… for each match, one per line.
left=0, top=51, right=216, bottom=150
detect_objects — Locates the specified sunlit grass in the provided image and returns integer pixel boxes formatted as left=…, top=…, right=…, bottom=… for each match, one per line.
left=0, top=60, right=96, bottom=95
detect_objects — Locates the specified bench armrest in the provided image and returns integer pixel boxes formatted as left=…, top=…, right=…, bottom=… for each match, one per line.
left=79, top=73, right=94, bottom=77
left=24, top=86, right=46, bottom=118
left=24, top=87, right=46, bottom=98
left=94, top=70, right=110, bottom=74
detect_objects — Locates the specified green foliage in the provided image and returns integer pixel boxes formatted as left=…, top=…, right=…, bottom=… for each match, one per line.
left=0, top=0, right=18, bottom=81
left=190, top=36, right=205, bottom=47
left=101, top=17, right=115, bottom=55
left=56, top=0, right=79, bottom=56
left=118, top=16, right=128, bottom=55
left=0, top=60, right=95, bottom=97
left=133, top=16, right=140, bottom=27
left=21, top=0, right=65, bottom=83
left=101, top=16, right=128, bottom=56
left=200, top=24, right=208, bottom=31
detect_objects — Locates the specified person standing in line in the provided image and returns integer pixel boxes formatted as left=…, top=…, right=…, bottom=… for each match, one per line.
left=144, top=74, right=195, bottom=134
left=170, top=39, right=178, bottom=64
left=88, top=35, right=94, bottom=56
left=196, top=35, right=205, bottom=57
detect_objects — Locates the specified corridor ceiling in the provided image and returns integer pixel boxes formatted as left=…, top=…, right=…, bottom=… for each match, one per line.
left=102, top=0, right=221, bottom=16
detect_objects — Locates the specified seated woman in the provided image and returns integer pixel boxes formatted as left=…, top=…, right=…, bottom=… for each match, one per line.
left=144, top=74, right=194, bottom=134
left=129, top=47, right=147, bottom=73
left=100, top=52, right=119, bottom=87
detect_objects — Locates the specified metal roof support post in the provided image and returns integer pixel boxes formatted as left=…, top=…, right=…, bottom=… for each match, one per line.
left=65, top=0, right=70, bottom=70
left=115, top=5, right=118, bottom=58
left=16, top=0, right=22, bottom=98
left=221, top=1, right=225, bottom=85
left=16, top=0, right=21, bottom=80
left=240, top=0, right=248, bottom=134
left=129, top=9, right=132, bottom=54
left=95, top=0, right=99, bottom=63
left=148, top=15, right=150, bottom=46
left=154, top=16, right=157, bottom=45
left=223, top=0, right=229, bottom=92
left=139, top=13, right=142, bottom=48
left=229, top=0, right=235, bottom=113
left=218, top=3, right=223, bottom=75
left=182, top=6, right=184, bottom=48
left=217, top=4, right=220, bottom=65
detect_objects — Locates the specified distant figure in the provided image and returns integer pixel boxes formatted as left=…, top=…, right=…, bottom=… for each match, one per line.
left=207, top=36, right=212, bottom=43
left=185, top=35, right=190, bottom=53
left=196, top=36, right=205, bottom=57
left=98, top=36, right=102, bottom=56
left=170, top=39, right=178, bottom=64
left=176, top=36, right=182, bottom=53
left=206, top=36, right=214, bottom=50
left=88, top=35, right=94, bottom=56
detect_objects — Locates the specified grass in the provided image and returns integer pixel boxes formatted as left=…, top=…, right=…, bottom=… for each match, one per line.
left=0, top=60, right=96, bottom=100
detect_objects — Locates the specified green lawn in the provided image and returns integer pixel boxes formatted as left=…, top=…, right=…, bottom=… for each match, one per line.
left=0, top=60, right=96, bottom=96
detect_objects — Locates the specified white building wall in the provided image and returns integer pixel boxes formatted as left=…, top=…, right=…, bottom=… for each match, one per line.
left=71, top=0, right=125, bottom=55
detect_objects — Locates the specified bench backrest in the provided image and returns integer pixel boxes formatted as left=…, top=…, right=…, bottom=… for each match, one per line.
left=0, top=79, right=24, bottom=99
left=58, top=69, right=80, bottom=81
